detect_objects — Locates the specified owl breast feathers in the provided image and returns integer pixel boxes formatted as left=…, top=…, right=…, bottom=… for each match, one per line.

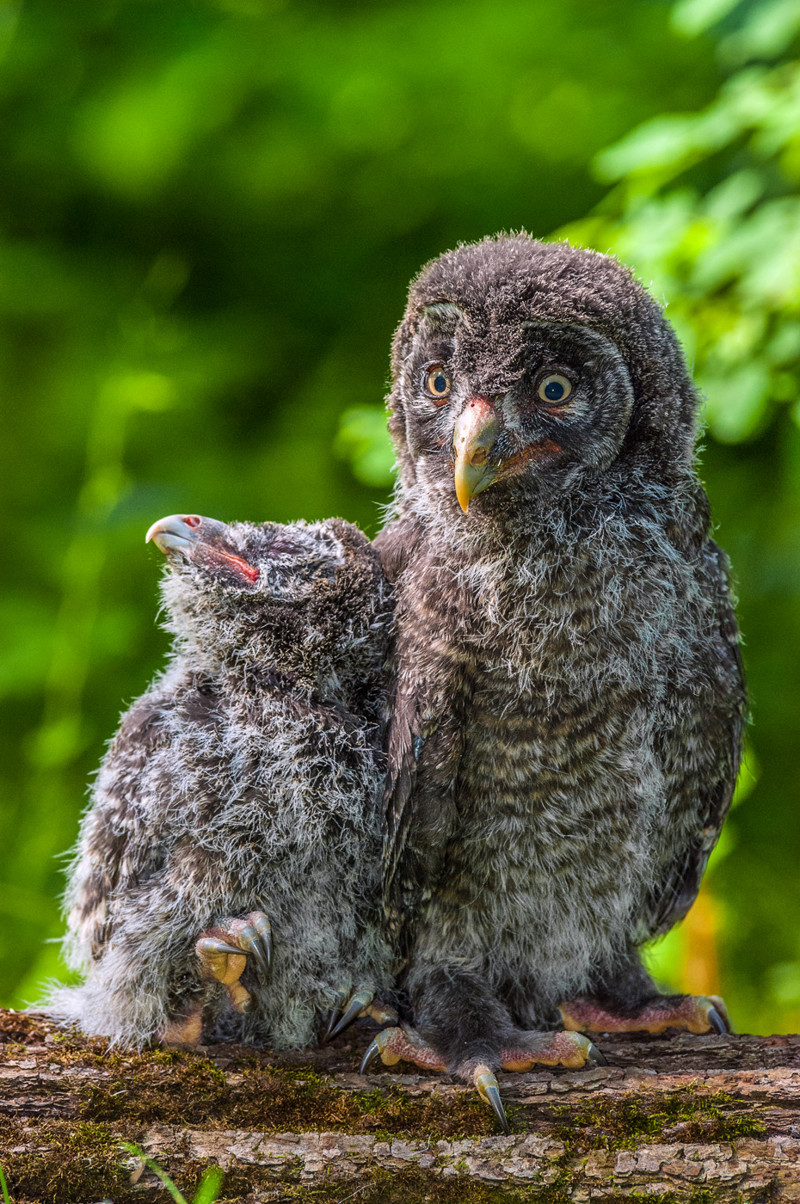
left=53, top=515, right=394, bottom=1049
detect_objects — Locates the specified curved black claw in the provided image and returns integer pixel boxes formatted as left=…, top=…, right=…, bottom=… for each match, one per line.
left=474, top=1066, right=509, bottom=1135
left=707, top=1006, right=729, bottom=1035
left=240, top=914, right=272, bottom=978
left=327, top=989, right=373, bottom=1041
left=200, top=938, right=244, bottom=958
left=325, top=1005, right=343, bottom=1042
left=586, top=1040, right=608, bottom=1067
left=324, top=991, right=349, bottom=1041
left=359, top=1039, right=381, bottom=1075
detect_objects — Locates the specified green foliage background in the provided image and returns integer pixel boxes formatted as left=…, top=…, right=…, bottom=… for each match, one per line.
left=2, top=0, right=798, bottom=1034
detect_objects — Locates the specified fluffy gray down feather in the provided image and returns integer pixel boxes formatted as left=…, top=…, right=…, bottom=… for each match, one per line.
left=50, top=516, right=393, bottom=1049
left=376, top=234, right=746, bottom=1058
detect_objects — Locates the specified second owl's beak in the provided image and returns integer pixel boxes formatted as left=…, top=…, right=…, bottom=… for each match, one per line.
left=453, top=397, right=500, bottom=513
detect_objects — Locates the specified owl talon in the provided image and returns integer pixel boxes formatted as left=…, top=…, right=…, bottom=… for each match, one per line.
left=707, top=1005, right=729, bottom=1035
left=474, top=1065, right=509, bottom=1134
left=586, top=1040, right=607, bottom=1066
left=239, top=912, right=272, bottom=978
left=196, top=909, right=274, bottom=1014
left=327, top=988, right=374, bottom=1040
left=199, top=937, right=244, bottom=959
left=359, top=1038, right=381, bottom=1074
left=708, top=994, right=731, bottom=1031
left=325, top=1000, right=342, bottom=1040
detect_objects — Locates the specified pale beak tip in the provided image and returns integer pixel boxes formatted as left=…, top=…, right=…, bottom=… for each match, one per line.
left=454, top=469, right=473, bottom=513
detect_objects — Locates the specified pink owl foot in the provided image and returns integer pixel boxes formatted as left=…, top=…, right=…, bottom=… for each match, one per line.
left=558, top=993, right=731, bottom=1036
left=196, top=910, right=273, bottom=1015
left=359, top=1025, right=604, bottom=1134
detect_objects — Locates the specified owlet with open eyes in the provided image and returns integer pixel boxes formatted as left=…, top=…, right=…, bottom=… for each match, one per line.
left=361, top=234, right=745, bottom=1129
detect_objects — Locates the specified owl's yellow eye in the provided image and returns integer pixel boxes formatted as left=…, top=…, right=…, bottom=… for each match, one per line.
left=425, top=365, right=451, bottom=404
left=537, top=373, right=573, bottom=404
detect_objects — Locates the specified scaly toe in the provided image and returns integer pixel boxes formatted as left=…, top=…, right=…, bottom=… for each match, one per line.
left=196, top=935, right=248, bottom=987
left=359, top=1026, right=447, bottom=1073
left=559, top=994, right=733, bottom=1036
left=499, top=1029, right=600, bottom=1071
left=364, top=999, right=399, bottom=1026
left=229, top=981, right=254, bottom=1014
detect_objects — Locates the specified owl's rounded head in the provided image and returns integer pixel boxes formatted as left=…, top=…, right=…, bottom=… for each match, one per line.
left=149, top=514, right=391, bottom=698
left=388, top=234, right=698, bottom=518
left=147, top=513, right=346, bottom=600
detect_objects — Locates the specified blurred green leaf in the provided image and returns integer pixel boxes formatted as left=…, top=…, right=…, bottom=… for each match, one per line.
left=719, top=0, right=800, bottom=64
left=334, top=406, right=395, bottom=489
left=671, top=0, right=742, bottom=38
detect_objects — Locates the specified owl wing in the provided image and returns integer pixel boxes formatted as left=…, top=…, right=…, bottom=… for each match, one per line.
left=382, top=673, right=428, bottom=902
left=644, top=540, right=747, bottom=938
left=381, top=631, right=466, bottom=960
left=65, top=688, right=179, bottom=961
left=375, top=522, right=462, bottom=954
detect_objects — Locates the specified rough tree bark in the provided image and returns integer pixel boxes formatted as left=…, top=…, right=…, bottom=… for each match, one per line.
left=2, top=1008, right=798, bottom=1203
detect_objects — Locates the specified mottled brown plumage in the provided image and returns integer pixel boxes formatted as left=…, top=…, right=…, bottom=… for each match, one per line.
left=368, top=234, right=745, bottom=1111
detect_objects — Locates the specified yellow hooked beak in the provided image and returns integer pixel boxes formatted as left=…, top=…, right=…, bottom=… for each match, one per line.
left=452, top=398, right=500, bottom=512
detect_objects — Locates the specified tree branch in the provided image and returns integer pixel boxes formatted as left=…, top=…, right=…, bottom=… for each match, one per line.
left=1, top=1009, right=797, bottom=1201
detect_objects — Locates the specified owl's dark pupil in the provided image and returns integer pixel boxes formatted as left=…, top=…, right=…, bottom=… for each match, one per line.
left=544, top=379, right=565, bottom=401
left=433, top=373, right=447, bottom=394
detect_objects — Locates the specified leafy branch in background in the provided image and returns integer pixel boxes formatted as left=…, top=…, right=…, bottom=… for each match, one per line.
left=563, top=0, right=800, bottom=445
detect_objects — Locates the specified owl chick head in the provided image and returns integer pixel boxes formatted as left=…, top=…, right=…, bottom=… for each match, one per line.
left=147, top=514, right=390, bottom=695
left=388, top=234, right=698, bottom=516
